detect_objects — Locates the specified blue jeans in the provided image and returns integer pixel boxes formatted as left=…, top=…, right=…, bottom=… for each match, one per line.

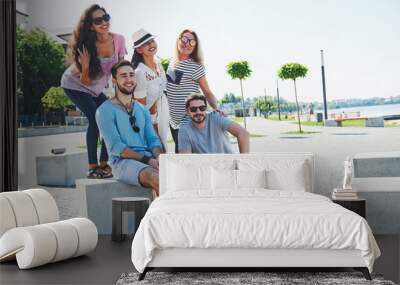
left=169, top=125, right=179, bottom=153
left=64, top=88, right=108, bottom=165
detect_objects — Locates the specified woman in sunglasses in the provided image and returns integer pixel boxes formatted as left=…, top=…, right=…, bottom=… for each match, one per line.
left=131, top=29, right=169, bottom=151
left=61, top=4, right=127, bottom=178
left=166, top=29, right=220, bottom=153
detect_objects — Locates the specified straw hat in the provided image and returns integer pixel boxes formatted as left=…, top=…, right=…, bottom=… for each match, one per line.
left=132, top=29, right=156, bottom=48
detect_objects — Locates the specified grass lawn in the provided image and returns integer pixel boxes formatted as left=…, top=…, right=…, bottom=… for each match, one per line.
left=341, top=119, right=366, bottom=127
left=283, top=130, right=320, bottom=135
left=292, top=121, right=324, bottom=126
left=249, top=133, right=265, bottom=138
left=232, top=115, right=295, bottom=122
left=266, top=114, right=295, bottom=121
left=232, top=115, right=399, bottom=128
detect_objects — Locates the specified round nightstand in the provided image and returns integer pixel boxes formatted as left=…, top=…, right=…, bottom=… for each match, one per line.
left=112, top=197, right=150, bottom=242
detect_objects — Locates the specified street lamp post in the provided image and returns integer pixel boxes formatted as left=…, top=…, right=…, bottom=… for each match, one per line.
left=320, top=50, right=328, bottom=120
left=276, top=79, right=281, bottom=120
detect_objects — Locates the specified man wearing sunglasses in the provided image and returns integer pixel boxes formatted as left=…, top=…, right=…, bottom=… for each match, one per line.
left=96, top=60, right=162, bottom=196
left=178, top=93, right=250, bottom=154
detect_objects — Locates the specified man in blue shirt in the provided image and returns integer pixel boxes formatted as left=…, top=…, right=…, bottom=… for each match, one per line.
left=96, top=60, right=162, bottom=196
left=178, top=93, right=250, bottom=154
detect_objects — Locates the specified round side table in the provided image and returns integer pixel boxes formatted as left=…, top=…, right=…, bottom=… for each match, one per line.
left=112, top=197, right=150, bottom=242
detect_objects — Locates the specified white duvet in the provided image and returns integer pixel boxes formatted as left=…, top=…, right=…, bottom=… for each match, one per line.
left=131, top=190, right=380, bottom=273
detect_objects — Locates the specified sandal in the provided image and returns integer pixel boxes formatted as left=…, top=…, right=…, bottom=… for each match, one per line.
left=87, top=166, right=113, bottom=179
left=100, top=164, right=113, bottom=178
left=87, top=167, right=104, bottom=179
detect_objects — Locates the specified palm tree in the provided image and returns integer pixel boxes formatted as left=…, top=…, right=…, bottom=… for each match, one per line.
left=227, top=61, right=252, bottom=129
left=277, top=63, right=308, bottom=133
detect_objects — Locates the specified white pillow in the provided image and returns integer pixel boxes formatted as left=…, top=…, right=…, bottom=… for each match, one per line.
left=266, top=162, right=307, bottom=191
left=211, top=169, right=268, bottom=191
left=167, top=162, right=211, bottom=191
left=236, top=169, right=268, bottom=189
left=237, top=159, right=310, bottom=191
left=211, top=168, right=236, bottom=190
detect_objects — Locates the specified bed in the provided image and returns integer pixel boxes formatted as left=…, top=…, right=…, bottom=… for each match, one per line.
left=131, top=153, right=380, bottom=280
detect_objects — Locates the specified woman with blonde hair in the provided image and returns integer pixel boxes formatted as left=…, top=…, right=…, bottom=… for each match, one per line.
left=166, top=29, right=220, bottom=153
left=61, top=4, right=127, bottom=178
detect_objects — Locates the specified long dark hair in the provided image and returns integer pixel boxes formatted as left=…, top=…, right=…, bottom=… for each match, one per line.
left=175, top=29, right=203, bottom=65
left=131, top=50, right=144, bottom=69
left=67, top=4, right=106, bottom=80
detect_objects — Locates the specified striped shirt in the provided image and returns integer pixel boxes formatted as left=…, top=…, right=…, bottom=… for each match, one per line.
left=166, top=58, right=205, bottom=129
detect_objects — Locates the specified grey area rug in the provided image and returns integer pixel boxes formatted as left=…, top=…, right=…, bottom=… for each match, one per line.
left=116, top=272, right=396, bottom=285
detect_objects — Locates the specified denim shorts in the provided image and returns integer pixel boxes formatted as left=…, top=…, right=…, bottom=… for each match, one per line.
left=111, top=158, right=149, bottom=186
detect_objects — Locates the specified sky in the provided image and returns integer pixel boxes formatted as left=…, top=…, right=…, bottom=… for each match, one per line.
left=18, top=0, right=400, bottom=102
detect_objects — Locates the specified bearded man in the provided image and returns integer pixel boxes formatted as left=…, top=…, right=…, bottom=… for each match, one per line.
left=96, top=60, right=162, bottom=196
left=178, top=93, right=249, bottom=154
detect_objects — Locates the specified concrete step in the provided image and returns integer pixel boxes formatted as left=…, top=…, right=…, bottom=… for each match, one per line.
left=36, top=152, right=87, bottom=187
left=37, top=186, right=81, bottom=220
left=76, top=179, right=153, bottom=234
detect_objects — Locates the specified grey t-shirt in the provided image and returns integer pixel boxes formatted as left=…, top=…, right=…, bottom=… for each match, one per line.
left=178, top=112, right=234, bottom=153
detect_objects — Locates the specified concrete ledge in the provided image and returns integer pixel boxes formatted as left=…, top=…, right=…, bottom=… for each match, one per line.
left=366, top=117, right=384, bottom=127
left=65, top=116, right=88, bottom=126
left=353, top=153, right=400, bottom=177
left=76, top=179, right=153, bottom=234
left=18, top=125, right=87, bottom=138
left=324, top=120, right=342, bottom=127
left=358, top=192, right=400, bottom=234
left=353, top=177, right=400, bottom=192
left=36, top=152, right=87, bottom=187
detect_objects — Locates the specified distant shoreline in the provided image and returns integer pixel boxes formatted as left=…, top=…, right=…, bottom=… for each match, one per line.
left=316, top=103, right=400, bottom=117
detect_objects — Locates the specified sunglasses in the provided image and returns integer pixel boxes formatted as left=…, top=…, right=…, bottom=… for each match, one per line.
left=92, top=14, right=111, bottom=25
left=128, top=111, right=140, bottom=133
left=189, top=105, right=207, bottom=113
left=180, top=36, right=197, bottom=47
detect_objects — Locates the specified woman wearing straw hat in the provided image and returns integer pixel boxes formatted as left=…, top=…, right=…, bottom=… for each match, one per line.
left=61, top=4, right=127, bottom=178
left=131, top=29, right=169, bottom=151
left=166, top=29, right=220, bottom=153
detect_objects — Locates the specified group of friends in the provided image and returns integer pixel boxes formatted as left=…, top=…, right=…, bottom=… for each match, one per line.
left=61, top=4, right=250, bottom=196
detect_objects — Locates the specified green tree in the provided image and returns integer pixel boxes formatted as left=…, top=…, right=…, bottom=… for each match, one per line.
left=17, top=27, right=66, bottom=124
left=256, top=97, right=274, bottom=117
left=41, top=87, right=73, bottom=125
left=41, top=87, right=72, bottom=109
left=220, top=92, right=241, bottom=104
left=277, top=63, right=308, bottom=132
left=226, top=61, right=252, bottom=128
left=160, top=58, right=170, bottom=72
left=220, top=93, right=232, bottom=104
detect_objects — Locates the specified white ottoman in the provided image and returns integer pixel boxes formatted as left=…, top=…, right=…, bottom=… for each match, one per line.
left=0, top=189, right=98, bottom=269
